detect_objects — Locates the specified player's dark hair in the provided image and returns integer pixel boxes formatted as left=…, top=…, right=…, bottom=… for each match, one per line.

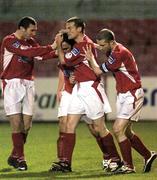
left=18, top=16, right=37, bottom=29
left=62, top=33, right=75, bottom=47
left=96, top=29, right=115, bottom=42
left=66, top=16, right=85, bottom=33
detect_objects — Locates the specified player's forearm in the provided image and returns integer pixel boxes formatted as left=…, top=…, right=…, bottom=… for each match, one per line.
left=89, top=57, right=102, bottom=76
left=58, top=47, right=65, bottom=64
left=57, top=70, right=64, bottom=91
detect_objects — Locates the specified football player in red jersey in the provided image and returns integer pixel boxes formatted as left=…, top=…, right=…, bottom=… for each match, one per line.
left=50, top=32, right=119, bottom=173
left=0, top=16, right=57, bottom=171
left=49, top=17, right=121, bottom=173
left=83, top=28, right=157, bottom=174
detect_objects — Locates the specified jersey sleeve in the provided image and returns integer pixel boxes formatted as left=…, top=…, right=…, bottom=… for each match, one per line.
left=4, top=37, right=53, bottom=58
left=100, top=52, right=122, bottom=73
left=34, top=50, right=58, bottom=61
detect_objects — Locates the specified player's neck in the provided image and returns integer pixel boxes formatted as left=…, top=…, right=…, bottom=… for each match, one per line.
left=14, top=30, right=25, bottom=40
left=75, top=34, right=84, bottom=43
left=111, top=41, right=118, bottom=51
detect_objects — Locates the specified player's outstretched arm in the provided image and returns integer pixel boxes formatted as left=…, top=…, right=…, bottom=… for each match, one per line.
left=4, top=37, right=55, bottom=58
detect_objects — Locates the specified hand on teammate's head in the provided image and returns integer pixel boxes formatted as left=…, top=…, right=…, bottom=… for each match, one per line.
left=59, top=29, right=68, bottom=35
left=55, top=33, right=63, bottom=47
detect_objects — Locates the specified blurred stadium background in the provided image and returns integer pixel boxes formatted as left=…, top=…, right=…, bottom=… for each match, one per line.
left=0, top=0, right=157, bottom=121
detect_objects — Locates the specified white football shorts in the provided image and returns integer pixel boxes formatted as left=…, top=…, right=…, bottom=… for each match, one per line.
left=68, top=81, right=111, bottom=120
left=3, top=78, right=35, bottom=116
left=58, top=90, right=72, bottom=118
left=116, top=88, right=144, bottom=121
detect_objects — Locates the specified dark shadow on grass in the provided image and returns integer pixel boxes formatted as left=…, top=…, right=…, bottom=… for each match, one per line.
left=0, top=168, right=12, bottom=173
left=51, top=169, right=113, bottom=179
left=0, top=169, right=113, bottom=179
left=0, top=171, right=50, bottom=179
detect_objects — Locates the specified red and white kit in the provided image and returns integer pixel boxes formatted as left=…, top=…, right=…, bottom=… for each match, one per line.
left=63, top=35, right=111, bottom=120
left=100, top=43, right=144, bottom=121
left=0, top=33, right=55, bottom=115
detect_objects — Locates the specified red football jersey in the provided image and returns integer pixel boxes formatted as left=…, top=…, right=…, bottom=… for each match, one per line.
left=0, top=33, right=53, bottom=80
left=64, top=35, right=99, bottom=82
left=100, top=43, right=142, bottom=93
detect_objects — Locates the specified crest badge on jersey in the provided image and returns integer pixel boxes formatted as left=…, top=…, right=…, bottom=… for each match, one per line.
left=71, top=48, right=80, bottom=56
left=108, top=55, right=115, bottom=64
left=12, top=41, right=20, bottom=48
left=65, top=52, right=72, bottom=59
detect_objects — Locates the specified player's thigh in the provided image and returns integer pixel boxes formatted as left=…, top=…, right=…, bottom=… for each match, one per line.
left=116, top=89, right=144, bottom=121
left=23, top=114, right=33, bottom=131
left=3, top=81, right=25, bottom=115
left=8, top=114, right=22, bottom=132
left=113, top=118, right=130, bottom=135
left=58, top=116, right=68, bottom=132
left=58, top=91, right=72, bottom=118
left=80, top=87, right=104, bottom=119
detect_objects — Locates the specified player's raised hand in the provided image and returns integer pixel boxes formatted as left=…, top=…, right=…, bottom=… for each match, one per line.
left=51, top=40, right=57, bottom=50
left=55, top=33, right=63, bottom=47
left=82, top=44, right=95, bottom=62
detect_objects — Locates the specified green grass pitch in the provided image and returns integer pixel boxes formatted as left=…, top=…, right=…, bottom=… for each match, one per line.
left=0, top=121, right=157, bottom=180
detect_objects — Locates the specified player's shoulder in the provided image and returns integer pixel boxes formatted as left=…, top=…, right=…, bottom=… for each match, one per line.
left=3, top=33, right=15, bottom=42
left=2, top=33, right=18, bottom=47
left=83, top=35, right=93, bottom=43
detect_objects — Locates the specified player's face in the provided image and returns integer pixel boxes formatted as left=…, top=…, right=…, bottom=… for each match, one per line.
left=96, top=39, right=112, bottom=55
left=61, top=42, right=72, bottom=53
left=65, top=22, right=80, bottom=40
left=23, top=24, right=37, bottom=39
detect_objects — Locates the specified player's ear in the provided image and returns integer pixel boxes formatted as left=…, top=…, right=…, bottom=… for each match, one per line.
left=20, top=26, right=26, bottom=32
left=110, top=40, right=114, bottom=46
left=77, top=27, right=82, bottom=33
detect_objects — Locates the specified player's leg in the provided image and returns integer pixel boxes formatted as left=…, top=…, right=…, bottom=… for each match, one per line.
left=56, top=91, right=72, bottom=161
left=112, top=91, right=139, bottom=174
left=126, top=123, right=157, bottom=173
left=22, top=114, right=32, bottom=143
left=87, top=123, right=108, bottom=158
left=8, top=114, right=24, bottom=169
left=91, top=116, right=122, bottom=172
left=49, top=114, right=81, bottom=172
left=57, top=116, right=68, bottom=161
left=112, top=118, right=135, bottom=174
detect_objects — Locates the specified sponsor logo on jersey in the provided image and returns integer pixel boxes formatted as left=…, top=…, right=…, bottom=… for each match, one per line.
left=20, top=45, right=29, bottom=50
left=65, top=52, right=72, bottom=59
left=71, top=48, right=80, bottom=56
left=12, top=41, right=20, bottom=48
left=108, top=55, right=115, bottom=64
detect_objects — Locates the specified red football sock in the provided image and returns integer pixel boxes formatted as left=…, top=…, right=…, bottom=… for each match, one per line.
left=62, top=133, right=76, bottom=165
left=119, top=138, right=133, bottom=168
left=21, top=132, right=28, bottom=144
left=57, top=132, right=65, bottom=160
left=12, top=133, right=24, bottom=161
left=95, top=135, right=110, bottom=160
left=101, top=133, right=121, bottom=162
left=11, top=148, right=17, bottom=158
left=129, top=134, right=151, bottom=160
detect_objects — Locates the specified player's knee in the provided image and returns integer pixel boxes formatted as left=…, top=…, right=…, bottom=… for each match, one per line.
left=59, top=118, right=67, bottom=131
left=24, top=124, right=32, bottom=134
left=112, top=124, right=123, bottom=137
